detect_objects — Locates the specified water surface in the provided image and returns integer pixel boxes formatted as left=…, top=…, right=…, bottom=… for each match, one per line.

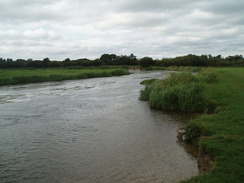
left=0, top=71, right=198, bottom=183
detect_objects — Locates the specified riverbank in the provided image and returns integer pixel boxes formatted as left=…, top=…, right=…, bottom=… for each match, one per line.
left=0, top=67, right=130, bottom=86
left=181, top=67, right=244, bottom=183
left=140, top=67, right=244, bottom=182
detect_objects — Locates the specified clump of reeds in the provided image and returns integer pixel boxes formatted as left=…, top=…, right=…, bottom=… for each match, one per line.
left=140, top=71, right=217, bottom=113
left=199, top=69, right=217, bottom=83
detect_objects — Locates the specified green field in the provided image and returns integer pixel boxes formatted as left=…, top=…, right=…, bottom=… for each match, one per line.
left=140, top=67, right=244, bottom=182
left=0, top=67, right=130, bottom=86
left=181, top=68, right=244, bottom=183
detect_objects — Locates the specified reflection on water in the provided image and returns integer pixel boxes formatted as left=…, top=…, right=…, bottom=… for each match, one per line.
left=0, top=71, right=198, bottom=183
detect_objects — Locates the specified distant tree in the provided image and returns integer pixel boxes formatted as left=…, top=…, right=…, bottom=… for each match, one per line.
left=64, top=58, right=71, bottom=62
left=6, top=58, right=13, bottom=62
left=129, top=53, right=137, bottom=65
left=43, top=57, right=50, bottom=67
left=0, top=58, right=6, bottom=68
left=48, top=61, right=62, bottom=67
left=100, top=54, right=117, bottom=65
left=215, top=55, right=222, bottom=59
left=62, top=58, right=71, bottom=67
left=115, top=55, right=129, bottom=65
left=15, top=59, right=27, bottom=68
left=26, top=60, right=43, bottom=68
left=226, top=55, right=243, bottom=61
left=92, top=59, right=104, bottom=66
left=139, top=57, right=155, bottom=68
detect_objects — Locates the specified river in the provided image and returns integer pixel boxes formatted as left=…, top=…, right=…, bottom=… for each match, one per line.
left=0, top=70, right=198, bottom=183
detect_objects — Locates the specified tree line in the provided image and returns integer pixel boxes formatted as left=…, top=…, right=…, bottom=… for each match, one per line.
left=0, top=54, right=243, bottom=68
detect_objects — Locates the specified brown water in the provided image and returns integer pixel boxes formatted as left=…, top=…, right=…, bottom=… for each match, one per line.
left=0, top=71, right=198, bottom=183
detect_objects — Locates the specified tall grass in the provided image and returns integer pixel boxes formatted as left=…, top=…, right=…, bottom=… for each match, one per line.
left=199, top=68, right=218, bottom=83
left=166, top=66, right=202, bottom=72
left=140, top=72, right=216, bottom=112
left=0, top=68, right=130, bottom=86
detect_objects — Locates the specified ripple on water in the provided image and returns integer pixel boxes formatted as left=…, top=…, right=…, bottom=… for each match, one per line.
left=0, top=71, right=198, bottom=183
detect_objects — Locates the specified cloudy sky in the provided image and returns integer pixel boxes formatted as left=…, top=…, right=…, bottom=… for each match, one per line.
left=0, top=0, right=243, bottom=60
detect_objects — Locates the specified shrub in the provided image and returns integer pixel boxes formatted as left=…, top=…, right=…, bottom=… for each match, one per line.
left=149, top=83, right=208, bottom=112
left=139, top=57, right=155, bottom=68
left=139, top=71, right=217, bottom=113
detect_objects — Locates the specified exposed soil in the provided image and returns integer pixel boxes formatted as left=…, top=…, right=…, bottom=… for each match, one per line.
left=197, top=152, right=214, bottom=174
left=177, top=127, right=214, bottom=174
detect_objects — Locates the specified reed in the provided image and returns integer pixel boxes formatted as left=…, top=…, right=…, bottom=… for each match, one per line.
left=140, top=72, right=214, bottom=112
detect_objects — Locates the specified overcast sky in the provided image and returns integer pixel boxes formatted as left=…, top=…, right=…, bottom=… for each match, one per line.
left=0, top=0, right=243, bottom=60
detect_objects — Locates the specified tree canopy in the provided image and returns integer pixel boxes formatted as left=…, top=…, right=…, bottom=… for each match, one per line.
left=0, top=54, right=243, bottom=68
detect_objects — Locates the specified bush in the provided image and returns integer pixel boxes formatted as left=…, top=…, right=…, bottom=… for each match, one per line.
left=149, top=83, right=208, bottom=112
left=139, top=57, right=155, bottom=68
left=139, top=71, right=218, bottom=113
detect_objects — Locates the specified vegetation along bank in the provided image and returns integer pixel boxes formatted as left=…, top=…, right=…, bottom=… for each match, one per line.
left=0, top=67, right=130, bottom=86
left=140, top=67, right=244, bottom=183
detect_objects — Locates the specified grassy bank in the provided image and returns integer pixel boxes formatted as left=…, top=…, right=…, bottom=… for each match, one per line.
left=0, top=67, right=130, bottom=86
left=181, top=68, right=244, bottom=183
left=140, top=68, right=244, bottom=182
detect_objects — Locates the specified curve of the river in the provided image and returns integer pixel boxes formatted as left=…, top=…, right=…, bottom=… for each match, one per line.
left=0, top=70, right=198, bottom=183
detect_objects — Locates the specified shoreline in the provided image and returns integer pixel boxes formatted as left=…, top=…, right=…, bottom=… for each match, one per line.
left=139, top=67, right=244, bottom=182
left=181, top=67, right=244, bottom=182
left=0, top=67, right=130, bottom=86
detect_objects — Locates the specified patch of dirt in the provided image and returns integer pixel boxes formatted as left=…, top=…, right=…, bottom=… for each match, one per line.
left=176, top=127, right=215, bottom=174
left=197, top=152, right=214, bottom=174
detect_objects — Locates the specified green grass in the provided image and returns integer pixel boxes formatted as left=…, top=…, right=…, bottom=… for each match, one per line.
left=140, top=67, right=244, bottom=182
left=144, top=66, right=202, bottom=72
left=180, top=67, right=244, bottom=182
left=166, top=66, right=202, bottom=72
left=0, top=67, right=130, bottom=85
left=140, top=72, right=216, bottom=112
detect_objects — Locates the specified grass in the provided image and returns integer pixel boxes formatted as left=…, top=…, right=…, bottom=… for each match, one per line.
left=0, top=67, right=130, bottom=86
left=166, top=66, right=202, bottom=72
left=140, top=67, right=244, bottom=182
left=140, top=72, right=217, bottom=112
left=181, top=67, right=244, bottom=183
left=144, top=66, right=202, bottom=72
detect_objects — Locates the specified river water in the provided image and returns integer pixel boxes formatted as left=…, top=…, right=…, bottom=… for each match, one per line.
left=0, top=71, right=198, bottom=183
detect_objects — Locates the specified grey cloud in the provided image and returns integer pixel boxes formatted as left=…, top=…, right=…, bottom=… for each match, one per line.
left=0, top=0, right=243, bottom=60
left=116, top=0, right=194, bottom=12
left=201, top=0, right=244, bottom=15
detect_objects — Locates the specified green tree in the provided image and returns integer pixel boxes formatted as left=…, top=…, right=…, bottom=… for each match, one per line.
left=100, top=54, right=117, bottom=65
left=43, top=57, right=50, bottom=67
left=139, top=57, right=155, bottom=68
